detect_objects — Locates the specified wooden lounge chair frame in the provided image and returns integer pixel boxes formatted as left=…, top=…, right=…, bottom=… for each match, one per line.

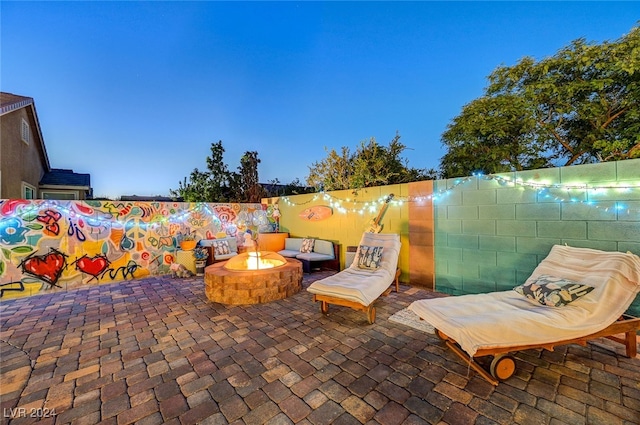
left=434, top=313, right=640, bottom=386
left=313, top=269, right=401, bottom=324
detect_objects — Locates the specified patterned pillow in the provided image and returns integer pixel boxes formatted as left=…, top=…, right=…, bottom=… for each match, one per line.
left=213, top=239, right=230, bottom=256
left=300, top=238, right=315, bottom=253
left=356, top=245, right=384, bottom=270
left=514, top=275, right=594, bottom=307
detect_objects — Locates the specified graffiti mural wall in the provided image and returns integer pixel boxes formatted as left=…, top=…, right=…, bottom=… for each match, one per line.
left=0, top=199, right=275, bottom=299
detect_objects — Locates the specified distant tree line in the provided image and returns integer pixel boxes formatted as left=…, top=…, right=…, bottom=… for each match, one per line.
left=170, top=141, right=264, bottom=203
left=170, top=141, right=314, bottom=202
left=306, top=132, right=436, bottom=192
left=172, top=25, right=639, bottom=200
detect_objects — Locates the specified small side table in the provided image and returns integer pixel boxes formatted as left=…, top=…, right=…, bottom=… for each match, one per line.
left=176, top=250, right=196, bottom=274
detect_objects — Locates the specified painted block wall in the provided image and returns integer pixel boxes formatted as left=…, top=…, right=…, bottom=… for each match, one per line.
left=272, top=184, right=410, bottom=279
left=433, top=158, right=640, bottom=316
left=0, top=200, right=270, bottom=299
left=408, top=180, right=435, bottom=289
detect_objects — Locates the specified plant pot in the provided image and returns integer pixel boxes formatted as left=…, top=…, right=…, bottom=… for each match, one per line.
left=195, top=260, right=206, bottom=276
left=180, top=240, right=197, bottom=251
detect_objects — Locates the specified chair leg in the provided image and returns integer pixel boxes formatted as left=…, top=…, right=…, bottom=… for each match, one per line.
left=394, top=268, right=400, bottom=292
left=302, top=260, right=311, bottom=273
left=624, top=330, right=637, bottom=357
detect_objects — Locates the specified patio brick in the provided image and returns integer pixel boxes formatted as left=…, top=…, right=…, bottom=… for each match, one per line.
left=1, top=272, right=639, bottom=425
left=279, top=395, right=312, bottom=422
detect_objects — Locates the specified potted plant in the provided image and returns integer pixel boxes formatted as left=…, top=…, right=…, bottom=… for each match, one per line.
left=193, top=246, right=209, bottom=275
left=178, top=232, right=197, bottom=251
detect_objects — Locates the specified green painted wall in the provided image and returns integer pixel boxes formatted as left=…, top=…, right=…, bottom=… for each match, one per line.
left=433, top=158, right=640, bottom=316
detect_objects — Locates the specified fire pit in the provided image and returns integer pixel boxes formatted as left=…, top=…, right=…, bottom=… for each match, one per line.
left=204, top=251, right=302, bottom=305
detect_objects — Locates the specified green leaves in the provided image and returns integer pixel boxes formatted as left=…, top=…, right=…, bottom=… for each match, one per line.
left=306, top=133, right=432, bottom=191
left=441, top=25, right=640, bottom=178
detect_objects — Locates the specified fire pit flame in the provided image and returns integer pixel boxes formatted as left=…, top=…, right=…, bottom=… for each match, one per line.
left=223, top=251, right=286, bottom=271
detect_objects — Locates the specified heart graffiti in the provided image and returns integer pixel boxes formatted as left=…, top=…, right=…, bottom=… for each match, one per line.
left=76, top=254, right=110, bottom=278
left=37, top=209, right=62, bottom=236
left=21, top=250, right=67, bottom=287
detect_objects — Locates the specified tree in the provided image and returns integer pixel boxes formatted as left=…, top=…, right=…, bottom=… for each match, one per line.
left=169, top=140, right=243, bottom=202
left=237, top=151, right=266, bottom=203
left=204, top=140, right=234, bottom=201
left=440, top=25, right=640, bottom=178
left=306, top=132, right=432, bottom=191
left=307, top=146, right=353, bottom=191
left=263, top=178, right=314, bottom=197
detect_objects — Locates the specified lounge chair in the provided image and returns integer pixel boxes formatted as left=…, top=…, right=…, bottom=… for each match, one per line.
left=307, top=233, right=401, bottom=324
left=409, top=244, right=640, bottom=385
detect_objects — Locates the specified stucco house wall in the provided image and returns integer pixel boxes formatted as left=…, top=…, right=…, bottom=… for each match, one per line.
left=0, top=95, right=48, bottom=198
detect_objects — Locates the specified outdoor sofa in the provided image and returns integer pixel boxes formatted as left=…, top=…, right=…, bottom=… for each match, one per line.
left=278, top=237, right=339, bottom=273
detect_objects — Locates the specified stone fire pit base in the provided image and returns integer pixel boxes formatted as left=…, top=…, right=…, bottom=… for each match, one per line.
left=204, top=258, right=303, bottom=304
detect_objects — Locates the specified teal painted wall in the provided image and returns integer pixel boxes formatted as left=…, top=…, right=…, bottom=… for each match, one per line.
left=433, top=158, right=640, bottom=316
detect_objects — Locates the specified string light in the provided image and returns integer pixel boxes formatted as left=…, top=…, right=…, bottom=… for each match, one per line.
left=1, top=200, right=263, bottom=233
left=280, top=173, right=640, bottom=216
left=3, top=173, right=638, bottom=227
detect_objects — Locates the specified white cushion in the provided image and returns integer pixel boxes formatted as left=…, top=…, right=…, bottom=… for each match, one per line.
left=296, top=252, right=334, bottom=261
left=278, top=249, right=301, bottom=258
left=284, top=238, right=303, bottom=251
left=313, top=240, right=335, bottom=257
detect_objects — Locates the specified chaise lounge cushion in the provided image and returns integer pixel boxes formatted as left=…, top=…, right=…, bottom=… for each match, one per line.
left=409, top=245, right=640, bottom=357
left=307, top=233, right=401, bottom=306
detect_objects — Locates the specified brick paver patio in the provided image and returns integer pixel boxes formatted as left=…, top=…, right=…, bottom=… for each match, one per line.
left=1, top=272, right=639, bottom=424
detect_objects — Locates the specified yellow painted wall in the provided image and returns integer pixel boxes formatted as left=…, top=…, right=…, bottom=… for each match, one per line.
left=266, top=184, right=411, bottom=282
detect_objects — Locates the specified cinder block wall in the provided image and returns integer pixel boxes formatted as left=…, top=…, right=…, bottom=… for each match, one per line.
left=433, top=158, right=640, bottom=316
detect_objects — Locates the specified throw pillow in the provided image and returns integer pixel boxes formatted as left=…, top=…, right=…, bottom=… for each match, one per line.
left=356, top=245, right=384, bottom=270
left=213, top=239, right=230, bottom=256
left=300, top=238, right=315, bottom=253
left=514, top=274, right=594, bottom=307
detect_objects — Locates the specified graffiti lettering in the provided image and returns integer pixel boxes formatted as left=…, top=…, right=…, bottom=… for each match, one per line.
left=188, top=218, right=205, bottom=228
left=147, top=235, right=173, bottom=249
left=67, top=219, right=86, bottom=242
left=107, top=260, right=139, bottom=280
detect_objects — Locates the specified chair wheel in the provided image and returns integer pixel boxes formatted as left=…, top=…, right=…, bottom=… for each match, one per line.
left=435, top=329, right=448, bottom=341
left=490, top=354, right=516, bottom=381
left=367, top=306, right=376, bottom=324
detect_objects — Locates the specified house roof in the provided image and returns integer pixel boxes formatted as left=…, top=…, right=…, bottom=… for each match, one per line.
left=40, top=168, right=91, bottom=188
left=0, top=92, right=34, bottom=115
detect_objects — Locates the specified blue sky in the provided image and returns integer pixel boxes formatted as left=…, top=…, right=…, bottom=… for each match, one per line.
left=2, top=2, right=638, bottom=199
